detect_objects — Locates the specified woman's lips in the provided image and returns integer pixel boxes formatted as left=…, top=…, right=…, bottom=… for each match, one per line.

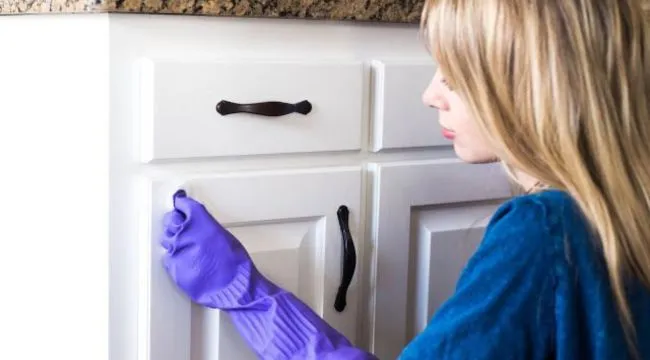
left=441, top=127, right=456, bottom=140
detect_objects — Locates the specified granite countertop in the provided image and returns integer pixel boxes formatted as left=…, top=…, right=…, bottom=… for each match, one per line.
left=0, top=0, right=424, bottom=22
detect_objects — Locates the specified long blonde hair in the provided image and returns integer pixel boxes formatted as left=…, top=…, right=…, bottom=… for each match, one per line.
left=421, top=0, right=650, bottom=355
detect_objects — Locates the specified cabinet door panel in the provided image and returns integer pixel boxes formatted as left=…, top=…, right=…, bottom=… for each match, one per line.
left=137, top=167, right=363, bottom=360
left=369, top=159, right=511, bottom=359
left=407, top=202, right=500, bottom=338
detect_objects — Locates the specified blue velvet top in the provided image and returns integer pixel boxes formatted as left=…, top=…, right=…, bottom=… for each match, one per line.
left=398, top=189, right=650, bottom=360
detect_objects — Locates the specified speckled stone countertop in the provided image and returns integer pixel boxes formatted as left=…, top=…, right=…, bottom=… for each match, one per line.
left=0, top=0, right=424, bottom=23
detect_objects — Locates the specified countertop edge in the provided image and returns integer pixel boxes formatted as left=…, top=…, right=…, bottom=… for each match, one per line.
left=0, top=0, right=425, bottom=24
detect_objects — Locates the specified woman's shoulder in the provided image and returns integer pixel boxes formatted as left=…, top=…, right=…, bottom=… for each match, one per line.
left=480, top=189, right=589, bottom=263
left=488, top=188, right=584, bottom=234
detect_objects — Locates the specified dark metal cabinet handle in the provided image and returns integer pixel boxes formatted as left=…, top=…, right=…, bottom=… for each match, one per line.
left=216, top=100, right=312, bottom=117
left=334, top=205, right=357, bottom=312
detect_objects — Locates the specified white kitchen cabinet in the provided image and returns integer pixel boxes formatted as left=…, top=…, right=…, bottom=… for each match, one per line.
left=138, top=166, right=364, bottom=360
left=368, top=159, right=512, bottom=359
left=3, top=14, right=515, bottom=360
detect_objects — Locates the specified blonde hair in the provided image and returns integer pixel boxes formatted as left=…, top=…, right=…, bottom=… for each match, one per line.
left=421, top=0, right=650, bottom=356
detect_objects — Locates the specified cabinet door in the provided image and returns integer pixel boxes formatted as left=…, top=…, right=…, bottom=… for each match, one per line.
left=368, top=159, right=512, bottom=359
left=137, top=167, right=363, bottom=360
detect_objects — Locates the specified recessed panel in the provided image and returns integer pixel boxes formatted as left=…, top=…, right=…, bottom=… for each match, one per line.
left=190, top=218, right=326, bottom=360
left=407, top=201, right=499, bottom=339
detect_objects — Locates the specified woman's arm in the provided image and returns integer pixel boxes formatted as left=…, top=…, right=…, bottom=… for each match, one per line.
left=226, top=284, right=376, bottom=359
left=160, top=190, right=377, bottom=360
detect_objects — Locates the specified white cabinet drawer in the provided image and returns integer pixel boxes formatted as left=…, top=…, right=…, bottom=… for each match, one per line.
left=371, top=60, right=449, bottom=151
left=137, top=59, right=364, bottom=162
left=138, top=166, right=364, bottom=360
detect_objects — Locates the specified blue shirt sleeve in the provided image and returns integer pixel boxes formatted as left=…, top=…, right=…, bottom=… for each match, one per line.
left=398, top=196, right=559, bottom=360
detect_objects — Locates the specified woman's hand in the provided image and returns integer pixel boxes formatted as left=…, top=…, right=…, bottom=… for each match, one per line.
left=160, top=189, right=279, bottom=309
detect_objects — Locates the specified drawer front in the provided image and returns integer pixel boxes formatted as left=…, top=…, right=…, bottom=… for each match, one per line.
left=137, top=59, right=364, bottom=162
left=371, top=60, right=449, bottom=151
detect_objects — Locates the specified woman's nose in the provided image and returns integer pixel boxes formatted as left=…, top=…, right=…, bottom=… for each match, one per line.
left=422, top=80, right=449, bottom=111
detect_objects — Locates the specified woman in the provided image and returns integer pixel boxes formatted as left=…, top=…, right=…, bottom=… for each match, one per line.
left=160, top=0, right=650, bottom=358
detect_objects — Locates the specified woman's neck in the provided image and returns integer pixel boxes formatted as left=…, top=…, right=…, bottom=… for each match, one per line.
left=513, top=170, right=542, bottom=193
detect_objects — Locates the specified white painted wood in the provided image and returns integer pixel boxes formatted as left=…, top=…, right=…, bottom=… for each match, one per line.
left=137, top=59, right=364, bottom=162
left=371, top=60, right=449, bottom=151
left=408, top=202, right=501, bottom=339
left=138, top=166, right=363, bottom=360
left=368, top=159, right=511, bottom=359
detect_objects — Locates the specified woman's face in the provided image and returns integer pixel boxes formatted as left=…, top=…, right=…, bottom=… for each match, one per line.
left=422, top=68, right=497, bottom=164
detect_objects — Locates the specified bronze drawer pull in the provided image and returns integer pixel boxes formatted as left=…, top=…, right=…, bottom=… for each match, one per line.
left=216, top=100, right=312, bottom=117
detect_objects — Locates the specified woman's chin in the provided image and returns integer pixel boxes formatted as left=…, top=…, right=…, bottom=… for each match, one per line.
left=453, top=143, right=498, bottom=164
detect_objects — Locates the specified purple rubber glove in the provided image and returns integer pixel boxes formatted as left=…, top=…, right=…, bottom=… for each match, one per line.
left=161, top=189, right=378, bottom=360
